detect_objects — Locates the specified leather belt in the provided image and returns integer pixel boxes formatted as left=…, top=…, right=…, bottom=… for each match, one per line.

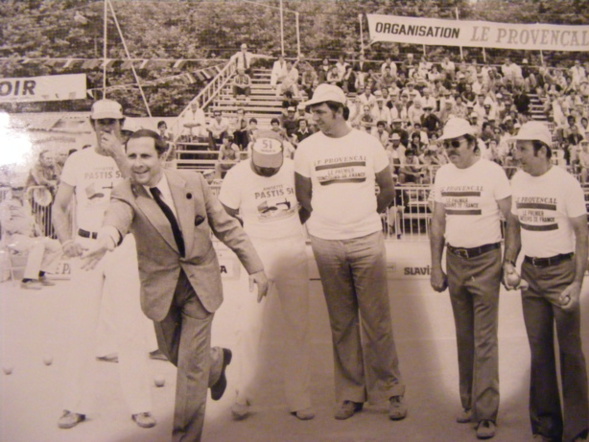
left=447, top=242, right=500, bottom=259
left=78, top=228, right=98, bottom=240
left=524, top=253, right=573, bottom=267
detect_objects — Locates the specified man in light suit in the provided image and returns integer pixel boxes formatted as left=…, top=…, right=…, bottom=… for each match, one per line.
left=82, top=129, right=269, bottom=441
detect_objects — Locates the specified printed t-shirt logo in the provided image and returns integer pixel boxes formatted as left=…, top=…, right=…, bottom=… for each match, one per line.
left=254, top=183, right=296, bottom=222
left=441, top=186, right=483, bottom=215
left=515, top=196, right=558, bottom=231
left=314, top=155, right=367, bottom=186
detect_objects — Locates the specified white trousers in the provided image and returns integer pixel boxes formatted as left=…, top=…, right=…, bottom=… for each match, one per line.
left=61, top=234, right=152, bottom=415
left=8, top=234, right=61, bottom=280
left=234, top=234, right=312, bottom=412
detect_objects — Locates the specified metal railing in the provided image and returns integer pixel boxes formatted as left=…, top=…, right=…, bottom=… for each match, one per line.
left=170, top=60, right=237, bottom=144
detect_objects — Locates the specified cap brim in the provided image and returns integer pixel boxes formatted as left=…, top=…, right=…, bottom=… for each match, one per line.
left=252, top=150, right=283, bottom=168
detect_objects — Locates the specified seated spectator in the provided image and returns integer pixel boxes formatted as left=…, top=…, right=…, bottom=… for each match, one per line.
left=179, top=102, right=207, bottom=140
left=208, top=109, right=230, bottom=150
left=372, top=120, right=390, bottom=146
left=421, top=105, right=442, bottom=136
left=27, top=149, right=58, bottom=196
left=270, top=54, right=288, bottom=90
left=270, top=117, right=287, bottom=139
left=398, top=148, right=423, bottom=184
left=215, top=135, right=241, bottom=179
left=294, top=118, right=313, bottom=144
left=578, top=139, right=589, bottom=183
left=359, top=105, right=375, bottom=133
left=281, top=106, right=298, bottom=138
left=390, top=118, right=409, bottom=147
left=385, top=133, right=406, bottom=177
left=232, top=68, right=252, bottom=101
left=0, top=177, right=61, bottom=289
left=372, top=95, right=392, bottom=127
left=233, top=117, right=251, bottom=151
left=276, top=60, right=301, bottom=99
left=158, top=120, right=176, bottom=166
left=300, top=62, right=318, bottom=98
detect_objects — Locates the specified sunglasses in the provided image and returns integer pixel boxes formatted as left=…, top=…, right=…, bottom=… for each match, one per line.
left=443, top=138, right=465, bottom=149
left=11, top=187, right=25, bottom=191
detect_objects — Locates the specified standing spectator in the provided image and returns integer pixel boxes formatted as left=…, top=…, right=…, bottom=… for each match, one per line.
left=0, top=177, right=61, bottom=289
left=219, top=131, right=314, bottom=421
left=429, top=117, right=514, bottom=440
left=52, top=99, right=155, bottom=430
left=506, top=121, right=589, bottom=442
left=294, top=84, right=407, bottom=422
left=231, top=43, right=257, bottom=74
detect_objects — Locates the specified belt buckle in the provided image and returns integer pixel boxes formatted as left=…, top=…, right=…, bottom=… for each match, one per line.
left=454, top=248, right=469, bottom=259
left=531, top=256, right=541, bottom=266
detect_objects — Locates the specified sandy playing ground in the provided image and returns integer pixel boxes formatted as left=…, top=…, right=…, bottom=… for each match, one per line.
left=1, top=241, right=586, bottom=441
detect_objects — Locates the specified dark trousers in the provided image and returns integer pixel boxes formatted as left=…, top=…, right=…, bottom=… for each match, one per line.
left=446, top=247, right=501, bottom=423
left=521, top=259, right=589, bottom=442
left=154, top=270, right=214, bottom=442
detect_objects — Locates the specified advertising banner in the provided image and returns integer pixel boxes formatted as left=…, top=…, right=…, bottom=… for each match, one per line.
left=0, top=73, right=87, bottom=103
left=367, top=14, right=589, bottom=52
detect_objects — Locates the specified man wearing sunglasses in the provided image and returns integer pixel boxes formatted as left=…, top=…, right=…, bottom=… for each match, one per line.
left=429, top=117, right=515, bottom=440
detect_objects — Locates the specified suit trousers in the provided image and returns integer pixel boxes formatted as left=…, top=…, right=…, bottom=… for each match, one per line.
left=233, top=234, right=312, bottom=412
left=309, top=231, right=405, bottom=404
left=62, top=234, right=152, bottom=415
left=8, top=234, right=61, bottom=280
left=521, top=259, right=589, bottom=442
left=446, top=247, right=501, bottom=423
left=154, top=269, right=223, bottom=442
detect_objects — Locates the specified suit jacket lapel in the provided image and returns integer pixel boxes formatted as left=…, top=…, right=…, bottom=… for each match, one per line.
left=132, top=182, right=179, bottom=254
left=166, top=170, right=195, bottom=256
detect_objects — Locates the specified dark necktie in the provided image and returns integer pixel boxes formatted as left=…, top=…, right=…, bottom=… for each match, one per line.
left=243, top=52, right=248, bottom=70
left=150, top=187, right=185, bottom=257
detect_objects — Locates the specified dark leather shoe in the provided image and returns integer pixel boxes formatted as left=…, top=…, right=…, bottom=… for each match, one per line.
left=132, top=412, right=156, bottom=429
left=334, top=400, right=363, bottom=420
left=210, top=348, right=232, bottom=400
left=57, top=410, right=85, bottom=429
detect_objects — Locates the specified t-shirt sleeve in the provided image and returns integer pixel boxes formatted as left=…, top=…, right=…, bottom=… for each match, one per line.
left=564, top=177, right=587, bottom=219
left=59, top=153, right=78, bottom=187
left=433, top=168, right=445, bottom=203
left=293, top=144, right=310, bottom=178
left=493, top=165, right=512, bottom=201
left=373, top=142, right=390, bottom=174
left=217, top=166, right=241, bottom=210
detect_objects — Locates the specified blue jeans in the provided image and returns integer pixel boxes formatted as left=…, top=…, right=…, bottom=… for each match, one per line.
left=309, top=231, right=405, bottom=404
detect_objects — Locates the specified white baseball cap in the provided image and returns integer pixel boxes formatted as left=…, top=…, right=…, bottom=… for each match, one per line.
left=91, top=99, right=124, bottom=120
left=251, top=130, right=284, bottom=168
left=511, top=121, right=552, bottom=146
left=438, top=118, right=474, bottom=141
left=304, top=84, right=347, bottom=108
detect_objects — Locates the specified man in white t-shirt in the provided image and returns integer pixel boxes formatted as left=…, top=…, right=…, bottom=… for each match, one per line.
left=219, top=130, right=314, bottom=421
left=429, top=118, right=514, bottom=440
left=294, top=84, right=406, bottom=422
left=52, top=99, right=155, bottom=430
left=504, top=121, right=588, bottom=442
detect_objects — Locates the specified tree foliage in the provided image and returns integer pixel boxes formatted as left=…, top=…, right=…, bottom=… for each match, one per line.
left=0, top=0, right=587, bottom=116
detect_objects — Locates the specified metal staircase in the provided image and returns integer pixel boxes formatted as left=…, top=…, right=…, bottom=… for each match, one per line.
left=174, top=67, right=283, bottom=171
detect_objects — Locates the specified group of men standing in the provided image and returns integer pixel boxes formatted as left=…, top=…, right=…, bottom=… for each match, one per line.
left=49, top=78, right=589, bottom=442
left=430, top=114, right=588, bottom=441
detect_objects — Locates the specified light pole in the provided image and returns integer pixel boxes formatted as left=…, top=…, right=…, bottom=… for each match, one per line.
left=241, top=0, right=301, bottom=58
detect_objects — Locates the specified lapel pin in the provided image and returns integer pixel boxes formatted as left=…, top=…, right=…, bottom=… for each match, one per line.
left=186, top=192, right=192, bottom=199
